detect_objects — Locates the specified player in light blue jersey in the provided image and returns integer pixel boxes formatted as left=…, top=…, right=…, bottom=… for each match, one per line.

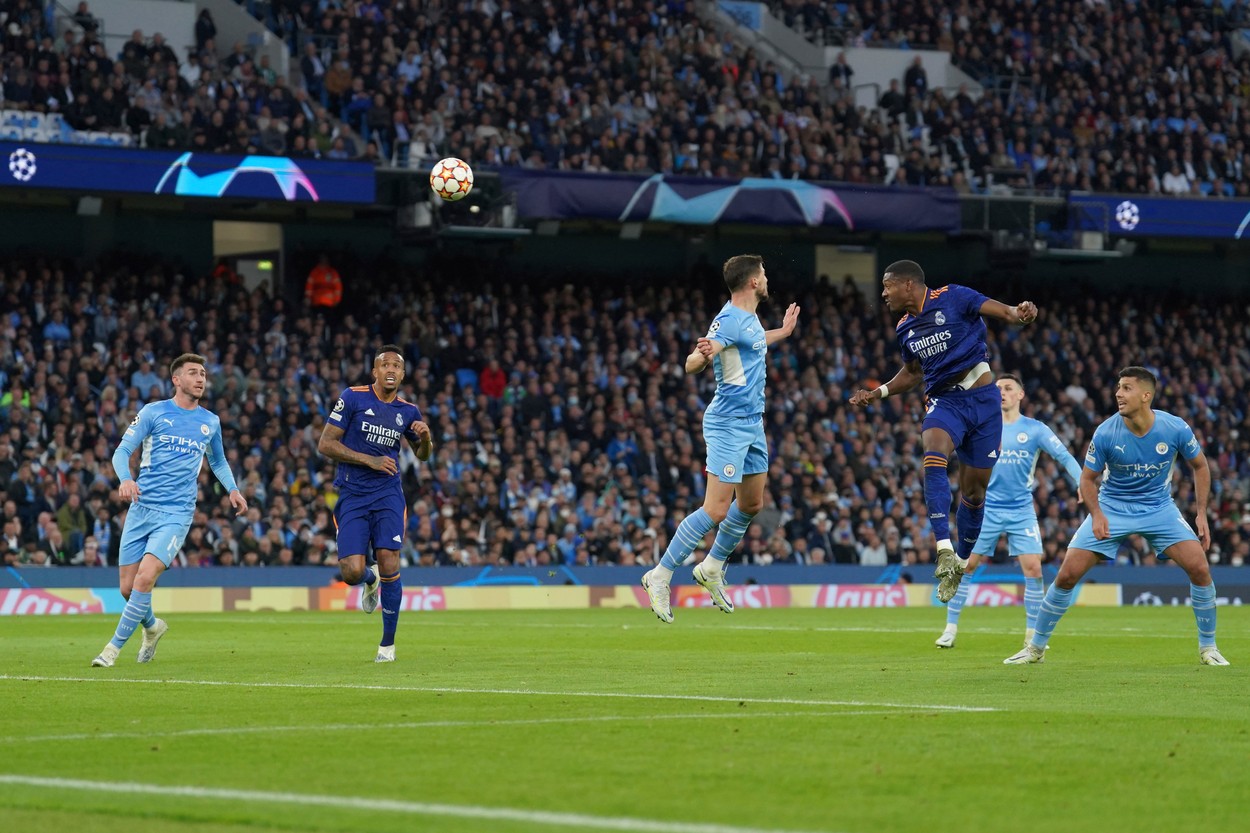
left=641, top=254, right=799, bottom=622
left=851, top=260, right=1037, bottom=603
left=1006, top=367, right=1229, bottom=666
left=936, top=374, right=1082, bottom=649
left=91, top=353, right=247, bottom=667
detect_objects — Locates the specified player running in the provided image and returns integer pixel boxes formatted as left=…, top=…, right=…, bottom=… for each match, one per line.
left=319, top=345, right=431, bottom=662
left=850, top=260, right=1037, bottom=603
left=1005, top=367, right=1228, bottom=666
left=935, top=374, right=1082, bottom=649
left=92, top=353, right=247, bottom=667
left=640, top=254, right=799, bottom=622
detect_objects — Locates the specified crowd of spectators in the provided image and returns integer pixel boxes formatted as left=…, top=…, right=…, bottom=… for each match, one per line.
left=8, top=0, right=1250, bottom=196
left=2, top=250, right=1248, bottom=573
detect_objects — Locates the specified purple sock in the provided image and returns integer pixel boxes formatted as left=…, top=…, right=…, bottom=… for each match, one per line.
left=379, top=572, right=401, bottom=648
left=923, top=452, right=951, bottom=542
left=956, top=497, right=985, bottom=559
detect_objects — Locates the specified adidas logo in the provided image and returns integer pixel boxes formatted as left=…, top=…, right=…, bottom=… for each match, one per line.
left=392, top=535, right=402, bottom=543
left=907, top=329, right=915, bottom=338
left=364, top=408, right=375, bottom=416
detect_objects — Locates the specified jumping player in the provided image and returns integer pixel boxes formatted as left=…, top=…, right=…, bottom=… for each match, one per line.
left=640, top=254, right=799, bottom=622
left=850, top=260, right=1037, bottom=603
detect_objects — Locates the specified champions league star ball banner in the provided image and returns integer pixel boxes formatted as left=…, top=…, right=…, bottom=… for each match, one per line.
left=1070, top=193, right=1250, bottom=239
left=0, top=142, right=376, bottom=204
left=498, top=170, right=962, bottom=232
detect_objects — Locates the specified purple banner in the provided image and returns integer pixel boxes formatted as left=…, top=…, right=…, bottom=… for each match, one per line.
left=498, top=170, right=960, bottom=232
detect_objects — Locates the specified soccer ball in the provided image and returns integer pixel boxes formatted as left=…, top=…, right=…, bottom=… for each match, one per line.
left=430, top=157, right=474, bottom=201
left=8, top=148, right=37, bottom=182
left=1114, top=200, right=1140, bottom=231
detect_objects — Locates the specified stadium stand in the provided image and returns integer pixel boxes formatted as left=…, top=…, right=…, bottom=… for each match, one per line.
left=1, top=0, right=1248, bottom=195
left=1, top=252, right=1247, bottom=570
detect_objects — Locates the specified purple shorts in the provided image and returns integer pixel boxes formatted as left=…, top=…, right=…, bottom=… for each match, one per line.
left=923, top=383, right=1002, bottom=469
left=334, top=489, right=406, bottom=558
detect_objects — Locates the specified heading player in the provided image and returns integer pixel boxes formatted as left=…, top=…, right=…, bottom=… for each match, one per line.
left=850, top=260, right=1037, bottom=602
left=92, top=353, right=247, bottom=667
left=640, top=254, right=799, bottom=622
left=1005, top=367, right=1228, bottom=666
left=935, top=373, right=1082, bottom=649
left=319, top=345, right=431, bottom=662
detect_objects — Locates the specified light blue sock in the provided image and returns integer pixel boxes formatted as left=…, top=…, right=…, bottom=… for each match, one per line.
left=1023, top=576, right=1045, bottom=631
left=1031, top=584, right=1074, bottom=649
left=110, top=590, right=152, bottom=649
left=945, top=575, right=971, bottom=625
left=660, top=509, right=717, bottom=571
left=1191, top=583, right=1217, bottom=649
left=707, top=501, right=754, bottom=564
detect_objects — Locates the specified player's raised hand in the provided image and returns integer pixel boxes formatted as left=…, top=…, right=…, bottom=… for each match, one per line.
left=369, top=455, right=399, bottom=476
left=1091, top=511, right=1110, bottom=540
left=1015, top=301, right=1038, bottom=325
left=118, top=480, right=140, bottom=503
left=228, top=489, right=248, bottom=516
left=410, top=420, right=432, bottom=443
left=781, top=302, right=801, bottom=335
left=849, top=388, right=876, bottom=408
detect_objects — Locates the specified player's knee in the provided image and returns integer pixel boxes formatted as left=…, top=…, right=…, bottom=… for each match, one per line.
left=1054, top=572, right=1079, bottom=591
left=703, top=505, right=729, bottom=524
left=339, top=563, right=364, bottom=585
left=1185, top=561, right=1212, bottom=585
left=737, top=497, right=764, bottom=516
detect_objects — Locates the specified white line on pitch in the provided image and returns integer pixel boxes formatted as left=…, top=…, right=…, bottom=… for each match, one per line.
left=0, top=774, right=832, bottom=833
left=0, top=710, right=903, bottom=745
left=0, top=675, right=998, bottom=712
left=164, top=615, right=1215, bottom=639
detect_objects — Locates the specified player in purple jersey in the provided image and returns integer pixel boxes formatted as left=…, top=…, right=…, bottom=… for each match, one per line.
left=850, top=260, right=1037, bottom=603
left=318, top=345, right=431, bottom=662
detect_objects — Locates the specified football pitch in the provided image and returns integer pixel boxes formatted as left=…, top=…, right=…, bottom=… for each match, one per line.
left=0, top=607, right=1246, bottom=833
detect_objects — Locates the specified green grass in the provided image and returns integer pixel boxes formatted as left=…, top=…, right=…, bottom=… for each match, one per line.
left=0, top=607, right=1247, bottom=833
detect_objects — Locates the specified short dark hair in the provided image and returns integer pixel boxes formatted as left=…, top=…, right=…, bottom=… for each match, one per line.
left=723, top=254, right=764, bottom=292
left=999, top=372, right=1024, bottom=387
left=1118, top=366, right=1157, bottom=391
left=883, top=260, right=925, bottom=283
left=375, top=344, right=404, bottom=363
left=170, top=353, right=206, bottom=376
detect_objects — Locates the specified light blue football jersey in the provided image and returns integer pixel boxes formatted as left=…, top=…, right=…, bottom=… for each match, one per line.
left=703, top=301, right=768, bottom=419
left=895, top=283, right=991, bottom=395
left=987, top=416, right=1083, bottom=511
left=1084, top=410, right=1202, bottom=505
left=112, top=399, right=238, bottom=517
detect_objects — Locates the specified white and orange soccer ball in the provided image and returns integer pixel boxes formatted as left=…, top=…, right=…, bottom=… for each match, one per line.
left=429, top=157, right=474, bottom=201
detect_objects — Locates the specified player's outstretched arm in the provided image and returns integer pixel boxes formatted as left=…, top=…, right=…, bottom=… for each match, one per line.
left=850, top=360, right=922, bottom=407
left=979, top=299, right=1037, bottom=325
left=765, top=302, right=800, bottom=346
left=1187, top=450, right=1212, bottom=550
left=318, top=423, right=398, bottom=475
